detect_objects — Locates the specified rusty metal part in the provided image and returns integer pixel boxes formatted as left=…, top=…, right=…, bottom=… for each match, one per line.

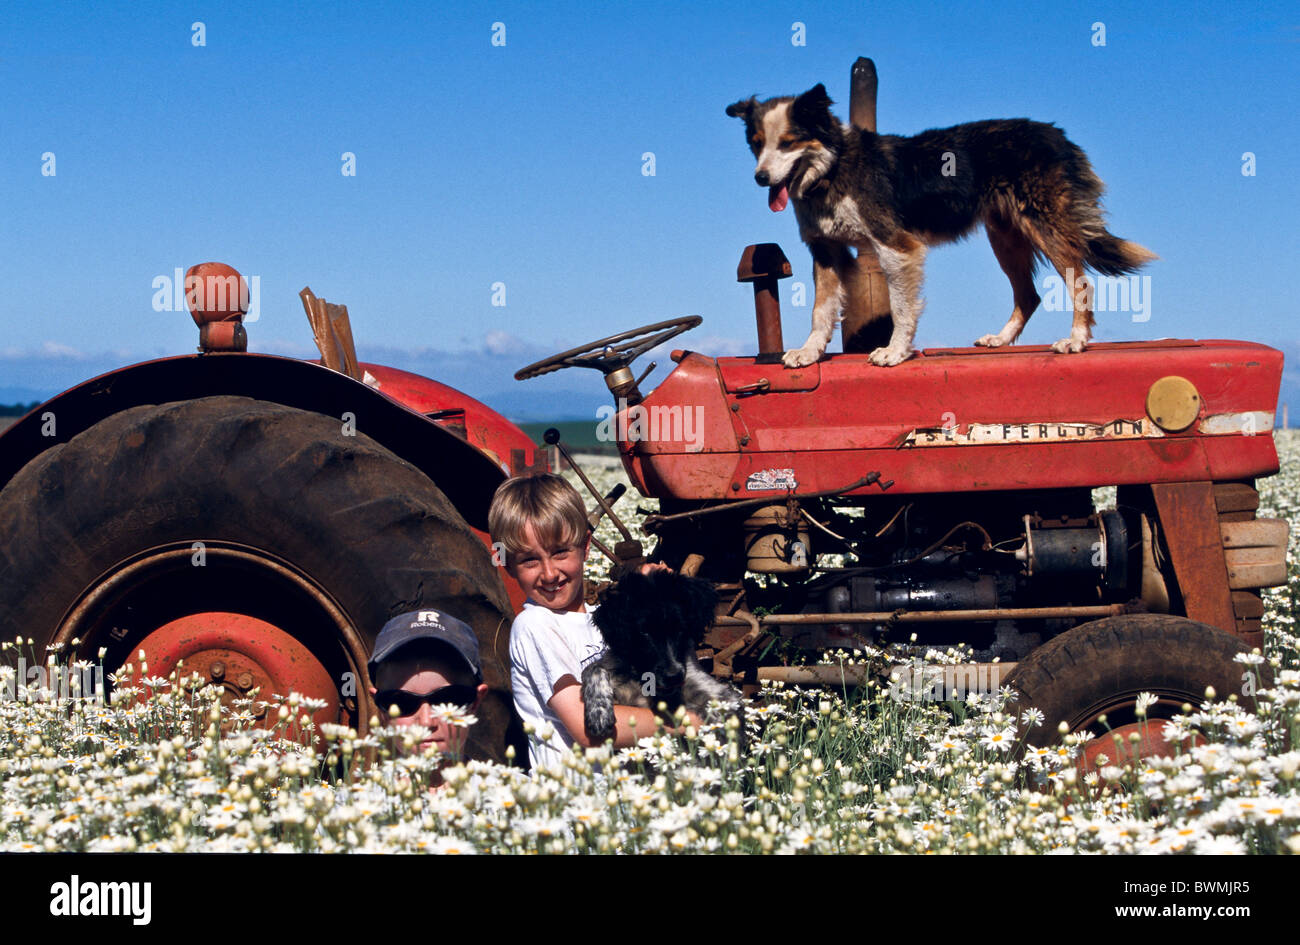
left=1150, top=481, right=1236, bottom=634
left=613, top=539, right=646, bottom=572
left=198, top=321, right=247, bottom=352
left=577, top=483, right=628, bottom=571
left=135, top=612, right=340, bottom=730
left=545, top=428, right=635, bottom=543
left=737, top=244, right=791, bottom=359
left=1215, top=481, right=1260, bottom=518
left=713, top=610, right=763, bottom=679
left=589, top=534, right=619, bottom=566
left=716, top=603, right=1131, bottom=627
left=643, top=472, right=884, bottom=532
left=848, top=56, right=878, bottom=133
left=841, top=57, right=894, bottom=355
left=585, top=484, right=630, bottom=568
left=759, top=664, right=872, bottom=687
left=731, top=378, right=771, bottom=396
left=633, top=361, right=657, bottom=390
left=299, top=287, right=361, bottom=381
left=186, top=262, right=248, bottom=323
left=1211, top=480, right=1282, bottom=649
left=587, top=483, right=627, bottom=530
left=1138, top=512, right=1171, bottom=612
left=680, top=553, right=705, bottom=577
left=187, top=263, right=249, bottom=352
left=1221, top=518, right=1288, bottom=589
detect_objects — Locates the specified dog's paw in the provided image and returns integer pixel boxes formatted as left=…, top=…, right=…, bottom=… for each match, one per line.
left=867, top=345, right=913, bottom=367
left=974, top=333, right=1007, bottom=348
left=782, top=346, right=823, bottom=368
left=1051, top=337, right=1088, bottom=354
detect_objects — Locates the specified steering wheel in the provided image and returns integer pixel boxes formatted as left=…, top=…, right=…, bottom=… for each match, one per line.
left=514, top=316, right=702, bottom=381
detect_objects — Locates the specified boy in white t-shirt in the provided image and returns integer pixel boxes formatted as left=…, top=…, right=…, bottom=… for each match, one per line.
left=489, top=473, right=679, bottom=770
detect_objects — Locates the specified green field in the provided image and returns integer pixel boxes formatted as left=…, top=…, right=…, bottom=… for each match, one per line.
left=517, top=419, right=613, bottom=454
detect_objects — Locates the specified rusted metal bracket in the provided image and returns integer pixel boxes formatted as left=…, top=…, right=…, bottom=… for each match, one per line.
left=300, top=286, right=361, bottom=380
left=545, top=428, right=638, bottom=544
left=712, top=610, right=764, bottom=680
left=1150, top=481, right=1237, bottom=634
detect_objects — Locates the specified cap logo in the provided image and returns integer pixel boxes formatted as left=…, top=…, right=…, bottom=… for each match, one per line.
left=415, top=610, right=443, bottom=626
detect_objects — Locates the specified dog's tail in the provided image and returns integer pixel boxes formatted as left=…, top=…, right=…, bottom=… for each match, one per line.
left=1070, top=159, right=1158, bottom=276
left=1086, top=233, right=1158, bottom=277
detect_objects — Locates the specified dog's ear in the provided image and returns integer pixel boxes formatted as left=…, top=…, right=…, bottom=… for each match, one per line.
left=676, top=575, right=719, bottom=637
left=593, top=572, right=651, bottom=650
left=792, top=83, right=836, bottom=139
left=725, top=96, right=757, bottom=121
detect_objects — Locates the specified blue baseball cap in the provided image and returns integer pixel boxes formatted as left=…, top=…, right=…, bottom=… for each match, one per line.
left=368, top=609, right=482, bottom=681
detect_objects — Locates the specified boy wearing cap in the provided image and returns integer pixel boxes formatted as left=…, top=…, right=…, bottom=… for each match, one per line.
left=368, top=609, right=488, bottom=774
left=489, top=474, right=685, bottom=770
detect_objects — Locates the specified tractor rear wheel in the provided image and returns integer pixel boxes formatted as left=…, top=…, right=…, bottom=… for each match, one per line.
left=1004, top=614, right=1259, bottom=771
left=0, top=395, right=521, bottom=762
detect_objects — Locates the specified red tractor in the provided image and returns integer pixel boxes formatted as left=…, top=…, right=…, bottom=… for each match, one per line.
left=512, top=239, right=1287, bottom=768
left=0, top=248, right=1287, bottom=769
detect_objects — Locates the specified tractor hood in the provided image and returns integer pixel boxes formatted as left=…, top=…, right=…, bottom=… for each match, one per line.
left=615, top=339, right=1283, bottom=500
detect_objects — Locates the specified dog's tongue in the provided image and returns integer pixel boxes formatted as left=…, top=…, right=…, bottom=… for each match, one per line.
left=768, top=184, right=789, bottom=212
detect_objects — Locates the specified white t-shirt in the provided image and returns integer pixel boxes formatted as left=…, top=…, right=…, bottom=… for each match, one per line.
left=508, top=602, right=606, bottom=771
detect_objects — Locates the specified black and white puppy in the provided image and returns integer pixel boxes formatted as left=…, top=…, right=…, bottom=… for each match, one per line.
left=726, top=84, right=1155, bottom=368
left=582, top=570, right=743, bottom=744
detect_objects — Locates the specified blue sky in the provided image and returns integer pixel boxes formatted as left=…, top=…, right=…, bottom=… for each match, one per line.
left=2, top=1, right=1297, bottom=416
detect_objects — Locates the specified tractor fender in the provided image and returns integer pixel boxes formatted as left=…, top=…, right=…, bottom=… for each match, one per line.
left=0, top=353, right=534, bottom=534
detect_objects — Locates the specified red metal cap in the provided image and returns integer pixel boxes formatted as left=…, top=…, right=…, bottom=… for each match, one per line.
left=736, top=243, right=792, bottom=283
left=185, top=262, right=249, bottom=326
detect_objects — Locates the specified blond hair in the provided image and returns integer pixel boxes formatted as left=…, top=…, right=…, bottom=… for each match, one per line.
left=488, top=474, right=589, bottom=560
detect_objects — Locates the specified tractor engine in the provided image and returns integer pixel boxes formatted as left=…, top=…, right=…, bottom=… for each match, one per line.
left=662, top=489, right=1154, bottom=663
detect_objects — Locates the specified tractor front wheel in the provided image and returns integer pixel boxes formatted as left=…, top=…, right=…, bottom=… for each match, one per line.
left=0, top=395, right=520, bottom=762
left=1004, top=614, right=1259, bottom=771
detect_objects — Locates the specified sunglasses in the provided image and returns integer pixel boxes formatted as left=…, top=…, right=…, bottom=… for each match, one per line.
left=376, top=685, right=478, bottom=717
